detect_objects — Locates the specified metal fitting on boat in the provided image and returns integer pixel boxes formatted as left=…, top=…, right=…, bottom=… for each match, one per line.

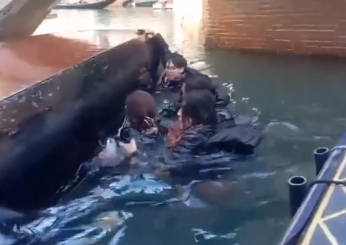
left=288, top=176, right=307, bottom=218
left=313, top=147, right=330, bottom=176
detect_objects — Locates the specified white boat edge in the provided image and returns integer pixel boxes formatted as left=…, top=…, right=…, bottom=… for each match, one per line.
left=153, top=2, right=173, bottom=10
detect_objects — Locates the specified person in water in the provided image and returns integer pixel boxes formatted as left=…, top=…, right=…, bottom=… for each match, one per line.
left=149, top=32, right=210, bottom=92
left=166, top=89, right=262, bottom=162
left=134, top=30, right=210, bottom=92
left=116, top=90, right=217, bottom=169
left=125, top=90, right=160, bottom=136
left=161, top=75, right=233, bottom=122
left=112, top=90, right=262, bottom=207
left=99, top=90, right=164, bottom=167
left=116, top=90, right=219, bottom=166
left=156, top=52, right=190, bottom=92
left=116, top=89, right=261, bottom=179
left=183, top=75, right=234, bottom=122
left=167, top=89, right=219, bottom=159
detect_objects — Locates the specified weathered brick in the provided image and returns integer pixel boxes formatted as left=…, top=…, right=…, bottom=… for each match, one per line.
left=200, top=0, right=346, bottom=56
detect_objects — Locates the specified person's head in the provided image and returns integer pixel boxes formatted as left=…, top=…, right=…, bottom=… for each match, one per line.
left=165, top=53, right=187, bottom=81
left=126, top=90, right=157, bottom=132
left=182, top=75, right=216, bottom=96
left=179, top=90, right=218, bottom=129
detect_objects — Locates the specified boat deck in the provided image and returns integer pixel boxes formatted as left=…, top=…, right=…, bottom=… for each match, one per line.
left=279, top=137, right=346, bottom=245
left=0, top=29, right=137, bottom=100
left=299, top=153, right=346, bottom=245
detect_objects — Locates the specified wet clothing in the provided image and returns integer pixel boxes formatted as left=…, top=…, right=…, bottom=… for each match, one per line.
left=156, top=67, right=206, bottom=92
left=159, top=96, right=182, bottom=118
left=149, top=36, right=234, bottom=119
left=164, top=116, right=263, bottom=176
left=108, top=117, right=168, bottom=169
left=160, top=85, right=234, bottom=122
left=121, top=115, right=168, bottom=145
left=151, top=34, right=208, bottom=92
left=128, top=116, right=158, bottom=136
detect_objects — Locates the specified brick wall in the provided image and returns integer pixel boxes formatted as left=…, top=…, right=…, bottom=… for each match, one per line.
left=204, top=0, right=346, bottom=56
left=175, top=0, right=346, bottom=56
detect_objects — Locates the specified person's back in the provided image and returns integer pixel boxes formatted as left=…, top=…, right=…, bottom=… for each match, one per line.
left=160, top=74, right=234, bottom=121
left=166, top=90, right=218, bottom=159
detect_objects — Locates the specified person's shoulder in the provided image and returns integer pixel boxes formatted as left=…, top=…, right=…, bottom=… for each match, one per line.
left=182, top=126, right=213, bottom=147
left=186, top=67, right=210, bottom=79
left=215, top=85, right=231, bottom=106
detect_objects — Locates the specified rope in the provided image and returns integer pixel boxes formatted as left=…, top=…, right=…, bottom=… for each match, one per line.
left=309, top=180, right=346, bottom=188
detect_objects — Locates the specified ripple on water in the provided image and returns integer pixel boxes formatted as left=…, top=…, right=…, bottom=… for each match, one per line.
left=7, top=6, right=346, bottom=245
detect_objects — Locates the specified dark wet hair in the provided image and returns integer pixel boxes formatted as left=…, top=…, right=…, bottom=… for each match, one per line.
left=126, top=90, right=157, bottom=131
left=182, top=90, right=218, bottom=127
left=184, top=75, right=216, bottom=95
left=167, top=53, right=188, bottom=69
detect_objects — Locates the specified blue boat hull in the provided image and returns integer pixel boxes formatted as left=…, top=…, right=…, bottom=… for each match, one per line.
left=279, top=135, right=346, bottom=245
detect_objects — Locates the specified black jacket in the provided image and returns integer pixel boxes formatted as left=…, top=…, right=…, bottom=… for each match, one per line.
left=164, top=117, right=263, bottom=177
left=169, top=117, right=262, bottom=156
left=160, top=83, right=234, bottom=121
left=156, top=66, right=205, bottom=92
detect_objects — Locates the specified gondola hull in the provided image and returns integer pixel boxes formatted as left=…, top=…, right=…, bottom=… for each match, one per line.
left=54, top=0, right=116, bottom=9
left=0, top=30, right=162, bottom=211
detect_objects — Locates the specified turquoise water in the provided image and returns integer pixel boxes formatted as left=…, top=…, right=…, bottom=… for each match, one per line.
left=4, top=8, right=346, bottom=245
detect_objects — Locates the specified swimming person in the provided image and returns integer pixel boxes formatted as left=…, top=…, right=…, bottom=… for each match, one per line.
left=160, top=75, right=234, bottom=122
left=145, top=31, right=211, bottom=91
left=114, top=89, right=261, bottom=179
left=155, top=53, right=196, bottom=92
left=120, top=89, right=261, bottom=162
left=102, top=90, right=262, bottom=207
left=125, top=90, right=161, bottom=136
left=98, top=90, right=166, bottom=167
left=116, top=90, right=260, bottom=169
left=166, top=90, right=262, bottom=163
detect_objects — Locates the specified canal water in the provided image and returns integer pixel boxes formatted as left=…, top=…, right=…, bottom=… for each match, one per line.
left=6, top=7, right=346, bottom=245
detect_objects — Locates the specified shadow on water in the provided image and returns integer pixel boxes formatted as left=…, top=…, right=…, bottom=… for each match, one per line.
left=3, top=7, right=346, bottom=245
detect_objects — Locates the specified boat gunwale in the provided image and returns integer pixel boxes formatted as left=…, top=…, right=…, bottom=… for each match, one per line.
left=0, top=32, right=144, bottom=101
left=279, top=135, right=346, bottom=245
left=0, top=32, right=153, bottom=134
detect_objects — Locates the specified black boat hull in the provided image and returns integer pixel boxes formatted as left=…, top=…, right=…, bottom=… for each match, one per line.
left=0, top=31, right=162, bottom=211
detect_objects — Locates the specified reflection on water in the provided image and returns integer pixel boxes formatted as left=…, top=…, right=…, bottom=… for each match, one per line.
left=4, top=7, right=346, bottom=245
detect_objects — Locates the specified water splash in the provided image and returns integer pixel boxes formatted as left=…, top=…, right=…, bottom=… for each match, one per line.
left=193, top=228, right=237, bottom=242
